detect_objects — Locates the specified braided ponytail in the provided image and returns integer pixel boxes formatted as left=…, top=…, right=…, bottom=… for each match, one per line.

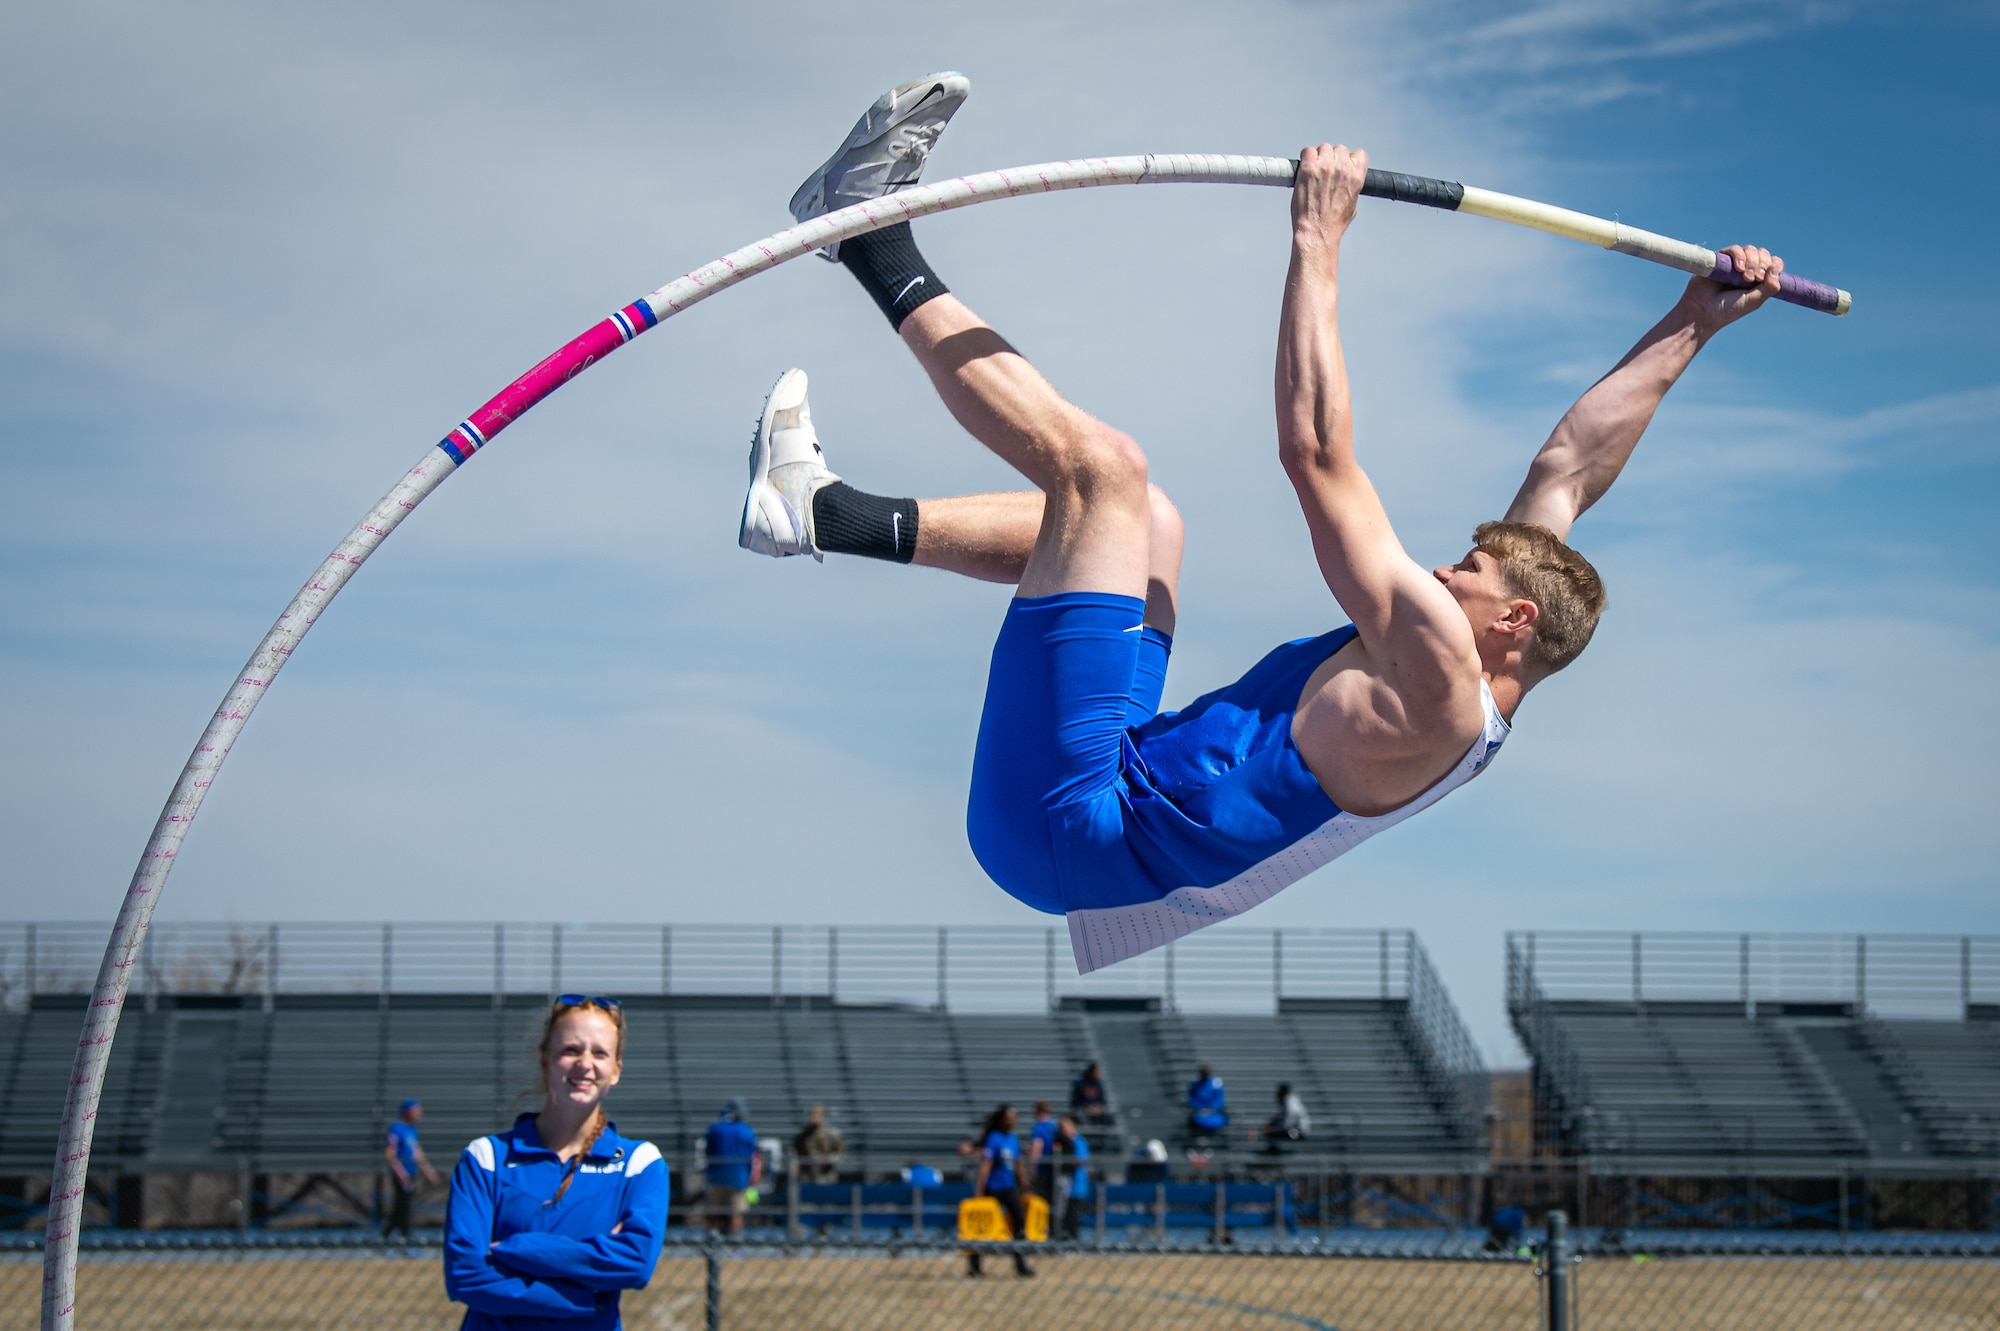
left=549, top=1110, right=608, bottom=1205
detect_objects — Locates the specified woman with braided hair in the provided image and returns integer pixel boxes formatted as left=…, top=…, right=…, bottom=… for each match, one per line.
left=445, top=995, right=668, bottom=1330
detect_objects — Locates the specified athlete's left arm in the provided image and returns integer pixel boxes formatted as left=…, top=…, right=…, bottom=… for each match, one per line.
left=1504, top=245, right=1784, bottom=541
left=1278, top=145, right=1479, bottom=710
left=489, top=1152, right=669, bottom=1291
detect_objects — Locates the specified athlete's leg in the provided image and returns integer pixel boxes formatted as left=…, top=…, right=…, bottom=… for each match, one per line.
left=897, top=293, right=1153, bottom=603
left=912, top=485, right=1184, bottom=635
left=737, top=366, right=1181, bottom=630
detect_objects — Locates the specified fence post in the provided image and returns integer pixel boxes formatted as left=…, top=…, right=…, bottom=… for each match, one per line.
left=1045, top=929, right=1056, bottom=1012
left=661, top=925, right=671, bottom=999
left=935, top=928, right=947, bottom=1012
left=786, top=1169, right=801, bottom=1242
left=828, top=927, right=838, bottom=1007
left=852, top=1181, right=863, bottom=1236
left=912, top=1184, right=924, bottom=1239
left=1543, top=1209, right=1571, bottom=1331
left=1154, top=1181, right=1167, bottom=1244
left=1273, top=932, right=1283, bottom=1009
left=493, top=925, right=504, bottom=1011
left=771, top=927, right=782, bottom=1009
left=1838, top=1168, right=1848, bottom=1245
left=550, top=924, right=561, bottom=1000
left=1631, top=934, right=1642, bottom=1008
left=264, top=924, right=278, bottom=1012
left=1213, top=1177, right=1226, bottom=1244
left=237, top=1159, right=256, bottom=1235
left=1856, top=935, right=1867, bottom=1012
left=1095, top=1182, right=1107, bottom=1247
left=1165, top=941, right=1176, bottom=1014
left=1963, top=936, right=1973, bottom=1018
left=704, top=1234, right=723, bottom=1331
left=23, top=922, right=34, bottom=1003
left=381, top=923, right=393, bottom=1007
left=1740, top=934, right=1751, bottom=1017
left=1379, top=931, right=1390, bottom=1000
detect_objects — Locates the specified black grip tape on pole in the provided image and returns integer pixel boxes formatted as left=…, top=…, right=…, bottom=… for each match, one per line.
left=1361, top=169, right=1465, bottom=211
left=1283, top=162, right=1466, bottom=212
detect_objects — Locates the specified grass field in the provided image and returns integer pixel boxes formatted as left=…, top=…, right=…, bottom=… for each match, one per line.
left=5, top=1248, right=1998, bottom=1329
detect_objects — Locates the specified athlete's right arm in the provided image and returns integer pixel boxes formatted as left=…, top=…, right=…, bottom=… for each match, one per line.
left=1276, top=145, right=1475, bottom=700
left=444, top=1142, right=598, bottom=1318
left=1504, top=244, right=1785, bottom=540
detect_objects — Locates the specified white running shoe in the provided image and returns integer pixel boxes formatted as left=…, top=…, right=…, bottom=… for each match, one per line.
left=790, top=72, right=971, bottom=260
left=739, top=368, right=840, bottom=561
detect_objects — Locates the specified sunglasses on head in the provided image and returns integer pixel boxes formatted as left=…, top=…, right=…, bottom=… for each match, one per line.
left=554, top=993, right=622, bottom=1011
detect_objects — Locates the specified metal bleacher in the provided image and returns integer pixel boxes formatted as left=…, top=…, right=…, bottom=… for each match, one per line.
left=1115, top=1005, right=1481, bottom=1164
left=1509, top=932, right=2000, bottom=1173
left=0, top=922, right=1488, bottom=1185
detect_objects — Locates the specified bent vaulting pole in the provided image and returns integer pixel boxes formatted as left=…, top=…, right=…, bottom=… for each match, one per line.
left=41, top=152, right=1847, bottom=1328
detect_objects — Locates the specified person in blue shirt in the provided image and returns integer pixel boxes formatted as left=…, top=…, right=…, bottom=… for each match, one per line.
left=1053, top=1114, right=1091, bottom=1240
left=384, top=1098, right=439, bottom=1242
left=703, top=1099, right=762, bottom=1238
left=1187, top=1064, right=1228, bottom=1139
left=969, top=1104, right=1033, bottom=1278
left=1023, top=1100, right=1059, bottom=1203
left=445, top=995, right=667, bottom=1331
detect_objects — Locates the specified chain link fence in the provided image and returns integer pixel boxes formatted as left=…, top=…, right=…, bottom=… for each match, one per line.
left=6, top=1222, right=1999, bottom=1330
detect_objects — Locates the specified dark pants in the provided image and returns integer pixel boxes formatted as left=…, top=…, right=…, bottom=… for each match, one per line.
left=384, top=1184, right=414, bottom=1240
left=1059, top=1181, right=1085, bottom=1241
left=967, top=1186, right=1034, bottom=1276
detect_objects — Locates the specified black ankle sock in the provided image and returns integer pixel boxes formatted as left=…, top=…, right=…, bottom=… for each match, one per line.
left=812, top=482, right=919, bottom=564
left=840, top=223, right=949, bottom=331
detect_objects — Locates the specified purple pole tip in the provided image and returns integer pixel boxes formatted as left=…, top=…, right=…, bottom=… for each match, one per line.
left=1708, top=251, right=1847, bottom=316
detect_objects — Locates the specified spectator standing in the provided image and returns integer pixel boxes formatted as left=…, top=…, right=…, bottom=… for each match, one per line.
left=704, top=1099, right=763, bottom=1238
left=968, top=1105, right=1034, bottom=1279
left=1186, top=1064, right=1228, bottom=1138
left=1262, top=1083, right=1311, bottom=1152
left=1070, top=1063, right=1108, bottom=1123
left=1052, top=1114, right=1091, bottom=1240
left=384, top=1098, right=440, bottom=1242
left=444, top=994, right=667, bottom=1331
left=791, top=1104, right=845, bottom=1184
left=1024, top=1100, right=1059, bottom=1201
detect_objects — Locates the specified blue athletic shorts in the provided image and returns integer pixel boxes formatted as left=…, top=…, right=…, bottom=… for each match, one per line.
left=966, top=592, right=1171, bottom=915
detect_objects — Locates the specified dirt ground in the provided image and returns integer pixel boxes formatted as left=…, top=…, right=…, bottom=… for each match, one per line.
left=4, top=1248, right=1996, bottom=1330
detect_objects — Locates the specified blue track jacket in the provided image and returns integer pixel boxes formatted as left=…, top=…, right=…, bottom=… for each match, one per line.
left=445, top=1114, right=668, bottom=1331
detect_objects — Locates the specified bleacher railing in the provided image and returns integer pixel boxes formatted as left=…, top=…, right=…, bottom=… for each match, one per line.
left=1, top=921, right=1470, bottom=1023
left=1505, top=930, right=2000, bottom=1019
left=1502, top=938, right=1595, bottom=1142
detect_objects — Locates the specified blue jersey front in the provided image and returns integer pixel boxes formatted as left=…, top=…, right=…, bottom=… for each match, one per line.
left=980, top=1131, right=1022, bottom=1193
left=445, top=1114, right=668, bottom=1331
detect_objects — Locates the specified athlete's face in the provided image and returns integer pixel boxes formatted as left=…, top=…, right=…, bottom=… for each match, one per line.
left=543, top=1009, right=623, bottom=1112
left=1433, top=549, right=1518, bottom=631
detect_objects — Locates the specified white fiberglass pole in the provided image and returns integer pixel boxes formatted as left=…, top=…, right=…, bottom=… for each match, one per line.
left=41, top=151, right=1848, bottom=1329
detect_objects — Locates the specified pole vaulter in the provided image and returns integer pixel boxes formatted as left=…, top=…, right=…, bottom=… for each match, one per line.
left=41, top=74, right=1846, bottom=1328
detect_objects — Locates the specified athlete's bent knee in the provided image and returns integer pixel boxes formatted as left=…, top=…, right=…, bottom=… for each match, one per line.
left=1051, top=421, right=1148, bottom=500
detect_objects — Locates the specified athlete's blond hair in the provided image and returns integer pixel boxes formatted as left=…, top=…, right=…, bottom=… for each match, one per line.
left=1473, top=520, right=1606, bottom=678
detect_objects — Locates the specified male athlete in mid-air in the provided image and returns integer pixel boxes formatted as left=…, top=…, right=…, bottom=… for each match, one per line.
left=738, top=75, right=1786, bottom=971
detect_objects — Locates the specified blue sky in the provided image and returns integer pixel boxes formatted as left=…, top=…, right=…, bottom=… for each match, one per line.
left=2, top=1, right=1994, bottom=1061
